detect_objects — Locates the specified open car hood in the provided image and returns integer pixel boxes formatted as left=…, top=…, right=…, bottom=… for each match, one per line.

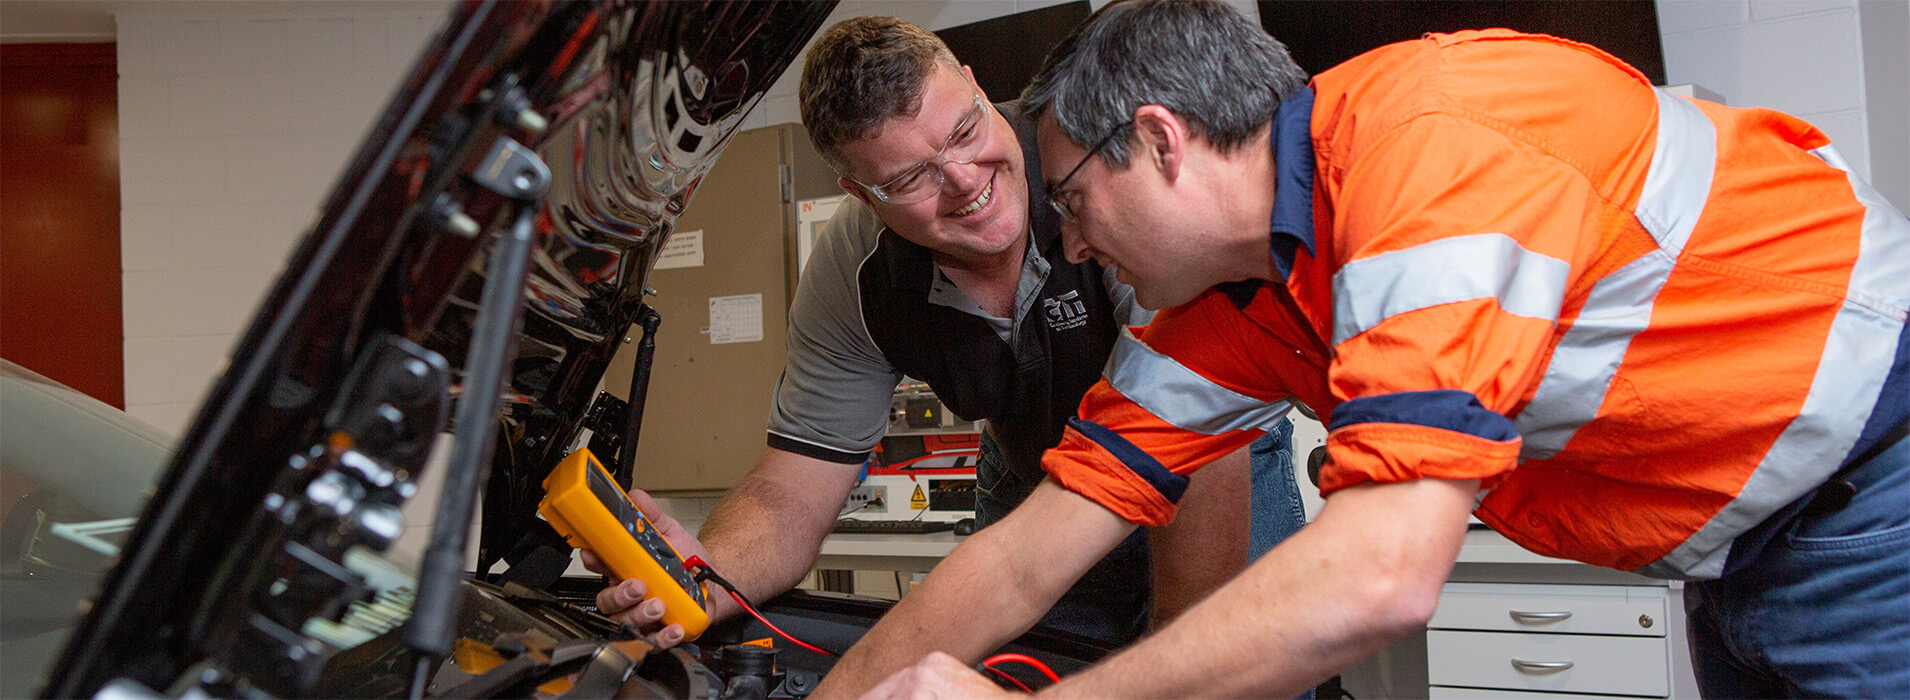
left=40, top=2, right=835, bottom=695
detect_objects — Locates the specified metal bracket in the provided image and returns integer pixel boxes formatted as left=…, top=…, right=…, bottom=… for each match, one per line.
left=582, top=391, right=631, bottom=458
left=471, top=136, right=551, bottom=201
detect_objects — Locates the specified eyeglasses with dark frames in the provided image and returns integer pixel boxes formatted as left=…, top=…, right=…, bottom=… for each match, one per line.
left=1046, top=121, right=1132, bottom=223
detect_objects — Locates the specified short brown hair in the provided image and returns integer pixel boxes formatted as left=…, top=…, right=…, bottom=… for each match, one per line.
left=798, top=17, right=959, bottom=173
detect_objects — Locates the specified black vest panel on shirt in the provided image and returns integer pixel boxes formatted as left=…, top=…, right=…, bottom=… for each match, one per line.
left=856, top=101, right=1121, bottom=481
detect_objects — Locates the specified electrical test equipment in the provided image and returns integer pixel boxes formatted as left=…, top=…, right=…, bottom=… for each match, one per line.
left=538, top=448, right=709, bottom=639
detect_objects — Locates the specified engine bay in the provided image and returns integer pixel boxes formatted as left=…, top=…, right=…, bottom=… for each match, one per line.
left=3, top=2, right=1112, bottom=697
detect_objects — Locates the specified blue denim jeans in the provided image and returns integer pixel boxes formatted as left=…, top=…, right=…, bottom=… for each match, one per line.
left=1683, top=431, right=1909, bottom=697
left=1252, top=417, right=1315, bottom=700
left=973, top=422, right=1309, bottom=647
left=1251, top=417, right=1307, bottom=560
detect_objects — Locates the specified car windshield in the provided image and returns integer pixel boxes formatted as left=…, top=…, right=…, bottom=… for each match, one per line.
left=1, top=362, right=173, bottom=696
left=0, top=361, right=440, bottom=696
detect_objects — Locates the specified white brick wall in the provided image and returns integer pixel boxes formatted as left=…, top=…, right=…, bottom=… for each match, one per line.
left=115, top=7, right=448, bottom=434
left=1657, top=0, right=1901, bottom=208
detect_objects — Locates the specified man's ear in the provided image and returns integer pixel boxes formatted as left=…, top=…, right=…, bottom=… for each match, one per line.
left=962, top=64, right=988, bottom=102
left=839, top=177, right=875, bottom=208
left=1131, top=104, right=1183, bottom=182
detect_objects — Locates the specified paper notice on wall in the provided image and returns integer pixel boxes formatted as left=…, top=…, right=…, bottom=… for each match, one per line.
left=655, top=229, right=704, bottom=269
left=795, top=195, right=848, bottom=277
left=707, top=293, right=763, bottom=344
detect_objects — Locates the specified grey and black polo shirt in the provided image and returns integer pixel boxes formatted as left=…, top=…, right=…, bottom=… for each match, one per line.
left=766, top=102, right=1149, bottom=482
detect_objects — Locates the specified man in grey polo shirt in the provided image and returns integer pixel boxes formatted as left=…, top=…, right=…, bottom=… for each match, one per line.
left=590, top=15, right=1306, bottom=650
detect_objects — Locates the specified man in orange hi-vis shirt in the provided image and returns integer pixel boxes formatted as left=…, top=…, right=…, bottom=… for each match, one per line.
left=812, top=1, right=1910, bottom=698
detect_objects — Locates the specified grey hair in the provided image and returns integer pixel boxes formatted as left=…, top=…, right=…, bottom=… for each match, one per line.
left=1021, top=0, right=1307, bottom=167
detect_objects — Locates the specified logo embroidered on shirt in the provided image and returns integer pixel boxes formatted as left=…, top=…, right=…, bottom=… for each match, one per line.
left=1043, top=290, right=1089, bottom=331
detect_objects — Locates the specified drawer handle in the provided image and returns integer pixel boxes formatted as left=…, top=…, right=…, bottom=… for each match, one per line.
left=1511, top=659, right=1576, bottom=673
left=1508, top=610, right=1573, bottom=624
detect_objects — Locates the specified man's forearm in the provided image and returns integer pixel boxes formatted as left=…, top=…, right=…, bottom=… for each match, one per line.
left=816, top=527, right=1050, bottom=696
left=816, top=480, right=1137, bottom=698
left=694, top=497, right=832, bottom=623
left=694, top=449, right=860, bottom=623
left=1041, top=478, right=1478, bottom=698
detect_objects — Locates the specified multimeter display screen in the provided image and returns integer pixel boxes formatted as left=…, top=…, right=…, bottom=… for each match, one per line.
left=587, top=463, right=627, bottom=514
left=586, top=463, right=645, bottom=537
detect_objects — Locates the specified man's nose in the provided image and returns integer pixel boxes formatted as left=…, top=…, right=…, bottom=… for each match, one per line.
left=1061, top=222, right=1093, bottom=264
left=939, top=159, right=986, bottom=193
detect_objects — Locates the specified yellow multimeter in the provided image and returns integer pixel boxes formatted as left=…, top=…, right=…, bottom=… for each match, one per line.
left=537, top=448, right=710, bottom=638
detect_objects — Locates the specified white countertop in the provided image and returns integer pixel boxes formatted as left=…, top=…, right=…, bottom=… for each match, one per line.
left=815, top=531, right=965, bottom=573
left=815, top=526, right=1582, bottom=573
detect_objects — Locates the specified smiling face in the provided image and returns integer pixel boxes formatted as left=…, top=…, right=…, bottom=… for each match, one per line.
left=833, top=64, right=1028, bottom=266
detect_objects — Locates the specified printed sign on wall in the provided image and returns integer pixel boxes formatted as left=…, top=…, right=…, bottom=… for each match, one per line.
left=707, top=293, right=763, bottom=344
left=655, top=230, right=705, bottom=270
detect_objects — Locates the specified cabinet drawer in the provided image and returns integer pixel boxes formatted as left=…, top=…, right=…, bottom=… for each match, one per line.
left=1430, top=687, right=1619, bottom=699
left=1429, top=630, right=1669, bottom=697
left=1431, top=583, right=1667, bottom=636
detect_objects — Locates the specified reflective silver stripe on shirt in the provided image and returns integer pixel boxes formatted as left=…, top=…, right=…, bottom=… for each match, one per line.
left=1331, top=233, right=1571, bottom=346
left=1516, top=90, right=1716, bottom=460
left=1810, top=146, right=1910, bottom=318
left=1105, top=328, right=1292, bottom=435
left=1634, top=90, right=1717, bottom=254
left=1640, top=143, right=1910, bottom=579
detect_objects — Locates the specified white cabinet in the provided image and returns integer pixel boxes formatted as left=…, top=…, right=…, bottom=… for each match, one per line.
left=1432, top=583, right=1668, bottom=636
left=1428, top=582, right=1680, bottom=698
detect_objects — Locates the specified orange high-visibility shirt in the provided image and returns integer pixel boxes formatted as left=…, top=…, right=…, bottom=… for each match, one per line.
left=1042, top=30, right=1908, bottom=579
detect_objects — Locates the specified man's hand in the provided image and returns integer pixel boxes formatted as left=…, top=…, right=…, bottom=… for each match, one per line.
left=859, top=652, right=1017, bottom=700
left=582, top=486, right=714, bottom=649
left=580, top=447, right=860, bottom=650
